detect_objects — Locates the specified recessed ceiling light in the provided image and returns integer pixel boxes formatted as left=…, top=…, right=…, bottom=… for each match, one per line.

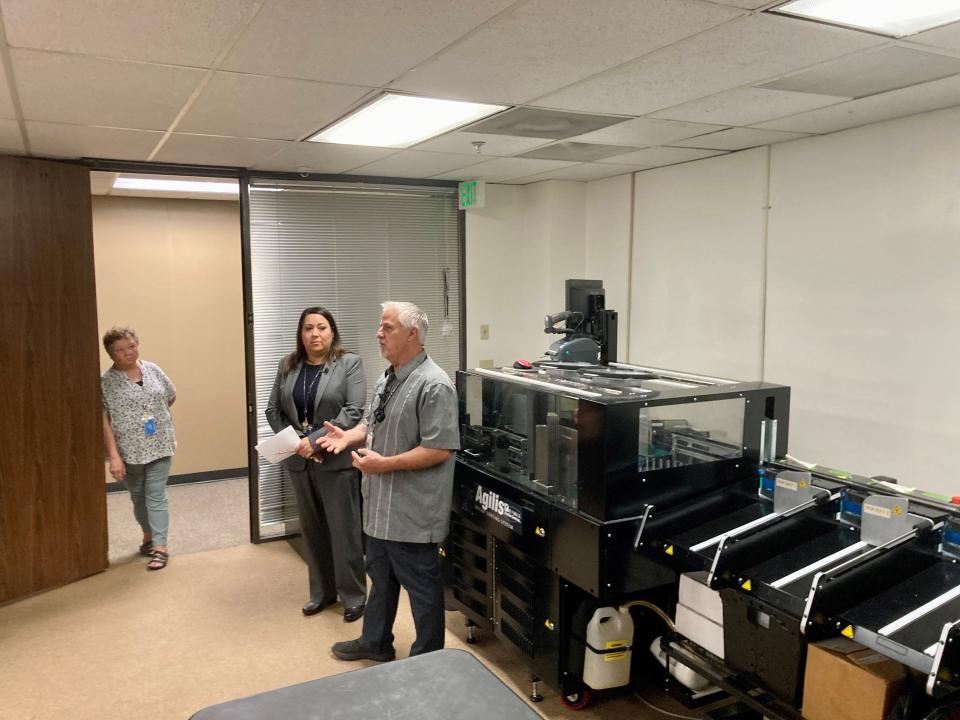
left=772, top=0, right=960, bottom=37
left=306, top=93, right=508, bottom=148
left=112, top=177, right=239, bottom=194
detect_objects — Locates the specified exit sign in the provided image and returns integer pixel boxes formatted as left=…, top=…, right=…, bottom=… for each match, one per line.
left=458, top=180, right=486, bottom=209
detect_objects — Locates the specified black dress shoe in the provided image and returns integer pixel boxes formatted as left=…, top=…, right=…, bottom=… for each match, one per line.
left=302, top=598, right=335, bottom=616
left=343, top=605, right=365, bottom=623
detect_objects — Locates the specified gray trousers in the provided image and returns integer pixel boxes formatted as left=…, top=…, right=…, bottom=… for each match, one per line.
left=125, top=456, right=171, bottom=547
left=288, top=463, right=366, bottom=608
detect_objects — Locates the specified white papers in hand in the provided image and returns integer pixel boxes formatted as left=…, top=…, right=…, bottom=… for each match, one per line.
left=255, top=425, right=301, bottom=464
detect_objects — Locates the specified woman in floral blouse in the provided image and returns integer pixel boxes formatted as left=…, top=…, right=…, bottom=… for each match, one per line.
left=101, top=327, right=176, bottom=571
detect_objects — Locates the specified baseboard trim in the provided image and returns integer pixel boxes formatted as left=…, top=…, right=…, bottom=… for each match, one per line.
left=106, top=467, right=247, bottom=494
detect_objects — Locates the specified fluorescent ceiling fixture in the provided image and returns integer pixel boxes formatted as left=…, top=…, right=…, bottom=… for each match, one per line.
left=772, top=0, right=960, bottom=37
left=307, top=93, right=508, bottom=148
left=113, top=177, right=239, bottom=194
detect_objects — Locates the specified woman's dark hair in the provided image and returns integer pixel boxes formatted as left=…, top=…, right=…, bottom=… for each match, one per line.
left=282, top=306, right=345, bottom=374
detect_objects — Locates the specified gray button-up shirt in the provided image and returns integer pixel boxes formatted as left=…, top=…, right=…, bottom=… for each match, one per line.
left=362, top=351, right=460, bottom=543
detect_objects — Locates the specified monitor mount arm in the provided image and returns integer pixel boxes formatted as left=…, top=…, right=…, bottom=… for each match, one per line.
left=544, top=311, right=584, bottom=335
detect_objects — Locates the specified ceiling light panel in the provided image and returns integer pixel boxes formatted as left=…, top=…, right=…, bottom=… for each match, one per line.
left=308, top=94, right=507, bottom=148
left=113, top=177, right=239, bottom=194
left=771, top=0, right=960, bottom=37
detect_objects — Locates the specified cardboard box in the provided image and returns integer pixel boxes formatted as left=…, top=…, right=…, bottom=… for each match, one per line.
left=802, top=638, right=908, bottom=720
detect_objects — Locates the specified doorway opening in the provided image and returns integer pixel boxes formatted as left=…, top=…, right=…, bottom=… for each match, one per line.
left=91, top=170, right=249, bottom=565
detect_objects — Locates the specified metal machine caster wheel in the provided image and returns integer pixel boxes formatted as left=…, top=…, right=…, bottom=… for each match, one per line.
left=529, top=675, right=543, bottom=703
left=465, top=621, right=478, bottom=644
left=559, top=690, right=591, bottom=710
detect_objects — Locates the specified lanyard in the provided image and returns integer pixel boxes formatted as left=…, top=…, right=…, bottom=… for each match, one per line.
left=299, top=363, right=324, bottom=430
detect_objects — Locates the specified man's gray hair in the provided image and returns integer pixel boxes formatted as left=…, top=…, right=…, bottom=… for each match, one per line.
left=382, top=301, right=428, bottom=345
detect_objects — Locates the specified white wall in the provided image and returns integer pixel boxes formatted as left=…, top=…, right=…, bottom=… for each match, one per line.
left=630, top=148, right=769, bottom=380
left=585, top=173, right=633, bottom=359
left=617, top=106, right=960, bottom=498
left=466, top=180, right=586, bottom=368
left=765, top=107, right=960, bottom=494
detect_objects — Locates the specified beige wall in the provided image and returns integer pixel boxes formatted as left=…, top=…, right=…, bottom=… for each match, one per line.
left=93, top=195, right=247, bottom=477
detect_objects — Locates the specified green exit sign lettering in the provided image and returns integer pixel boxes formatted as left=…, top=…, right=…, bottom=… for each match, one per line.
left=458, top=180, right=486, bottom=210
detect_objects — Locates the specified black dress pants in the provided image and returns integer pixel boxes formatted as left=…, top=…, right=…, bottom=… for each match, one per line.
left=288, top=464, right=366, bottom=608
left=360, top=536, right=445, bottom=655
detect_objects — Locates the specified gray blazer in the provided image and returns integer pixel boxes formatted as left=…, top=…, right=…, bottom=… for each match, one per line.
left=265, top=352, right=366, bottom=472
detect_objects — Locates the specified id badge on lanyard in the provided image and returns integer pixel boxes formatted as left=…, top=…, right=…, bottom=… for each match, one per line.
left=143, top=415, right=157, bottom=436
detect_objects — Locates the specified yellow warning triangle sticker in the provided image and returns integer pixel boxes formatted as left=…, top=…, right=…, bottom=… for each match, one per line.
left=741, top=579, right=752, bottom=591
left=665, top=545, right=674, bottom=556
left=842, top=625, right=854, bottom=638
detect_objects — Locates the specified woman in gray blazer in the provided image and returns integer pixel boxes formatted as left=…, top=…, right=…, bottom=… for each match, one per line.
left=266, top=306, right=367, bottom=622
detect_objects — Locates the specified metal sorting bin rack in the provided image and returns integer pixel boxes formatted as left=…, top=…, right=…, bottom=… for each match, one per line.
left=640, top=467, right=958, bottom=706
left=807, top=513, right=960, bottom=699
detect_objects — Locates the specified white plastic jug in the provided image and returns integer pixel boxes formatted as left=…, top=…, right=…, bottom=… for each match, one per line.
left=583, top=606, right=634, bottom=690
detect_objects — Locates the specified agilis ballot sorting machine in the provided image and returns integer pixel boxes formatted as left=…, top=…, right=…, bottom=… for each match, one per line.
left=445, top=282, right=790, bottom=704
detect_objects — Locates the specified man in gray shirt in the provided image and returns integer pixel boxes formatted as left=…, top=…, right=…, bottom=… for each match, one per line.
left=318, top=301, right=460, bottom=661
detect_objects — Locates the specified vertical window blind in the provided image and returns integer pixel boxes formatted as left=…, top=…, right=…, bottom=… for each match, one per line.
left=248, top=180, right=462, bottom=538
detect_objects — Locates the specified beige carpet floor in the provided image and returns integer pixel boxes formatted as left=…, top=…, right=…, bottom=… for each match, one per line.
left=0, top=539, right=707, bottom=720
left=107, top=477, right=250, bottom=565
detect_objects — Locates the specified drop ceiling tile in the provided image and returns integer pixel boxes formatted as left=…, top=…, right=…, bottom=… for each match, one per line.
left=221, top=0, right=515, bottom=86
left=253, top=142, right=397, bottom=173
left=154, top=133, right=288, bottom=167
left=760, top=46, right=960, bottom=99
left=518, top=141, right=641, bottom=162
left=670, top=127, right=809, bottom=150
left=13, top=50, right=204, bottom=130
left=2, top=0, right=259, bottom=66
left=390, top=0, right=744, bottom=104
left=569, top=117, right=726, bottom=146
left=177, top=72, right=370, bottom=141
left=650, top=86, right=848, bottom=125
left=0, top=119, right=25, bottom=152
left=910, top=21, right=960, bottom=52
left=25, top=122, right=162, bottom=160
left=534, top=13, right=884, bottom=116
left=431, top=157, right=579, bottom=183
left=347, top=150, right=486, bottom=179
left=753, top=72, right=960, bottom=134
left=710, top=0, right=773, bottom=7
left=511, top=162, right=646, bottom=183
left=412, top=131, right=550, bottom=156
left=465, top=107, right=628, bottom=139
left=601, top=146, right=727, bottom=168
left=0, top=53, right=15, bottom=119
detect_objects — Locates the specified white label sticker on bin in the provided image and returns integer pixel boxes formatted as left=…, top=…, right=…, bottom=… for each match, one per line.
left=776, top=477, right=798, bottom=492
left=863, top=503, right=891, bottom=519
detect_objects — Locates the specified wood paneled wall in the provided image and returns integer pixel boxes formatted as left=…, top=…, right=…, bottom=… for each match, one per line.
left=0, top=156, right=107, bottom=604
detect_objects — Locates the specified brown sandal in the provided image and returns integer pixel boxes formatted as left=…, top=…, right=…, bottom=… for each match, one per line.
left=147, top=550, right=168, bottom=571
left=138, top=541, right=154, bottom=557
